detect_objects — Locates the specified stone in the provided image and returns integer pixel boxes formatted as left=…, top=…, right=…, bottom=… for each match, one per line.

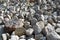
left=47, top=31, right=60, bottom=40
left=52, top=15, right=57, bottom=23
left=44, top=15, right=48, bottom=20
left=19, top=39, right=26, bottom=40
left=20, top=35, right=26, bottom=39
left=40, top=14, right=44, bottom=21
left=57, top=23, right=60, bottom=28
left=0, top=19, right=2, bottom=24
left=15, top=27, right=26, bottom=36
left=28, top=38, right=35, bottom=40
left=2, top=34, right=7, bottom=40
left=4, top=25, right=16, bottom=34
left=48, top=17, right=54, bottom=24
left=42, top=23, right=54, bottom=36
left=35, top=34, right=46, bottom=40
left=36, top=21, right=44, bottom=30
left=56, top=28, right=60, bottom=34
left=10, top=35, right=19, bottom=40
left=57, top=16, right=60, bottom=21
left=26, top=28, right=34, bottom=35
left=33, top=21, right=44, bottom=34
left=24, top=21, right=31, bottom=29
left=30, top=18, right=37, bottom=25
left=15, top=19, right=24, bottom=28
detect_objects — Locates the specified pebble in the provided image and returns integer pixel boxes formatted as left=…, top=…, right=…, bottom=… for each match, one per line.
left=0, top=0, right=60, bottom=40
left=10, top=35, right=19, bottom=40
left=2, top=34, right=7, bottom=40
left=56, top=28, right=60, bottom=34
left=15, top=27, right=26, bottom=36
left=26, top=28, right=34, bottom=35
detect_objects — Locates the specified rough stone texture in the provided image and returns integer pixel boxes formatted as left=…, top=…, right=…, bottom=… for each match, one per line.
left=15, top=27, right=26, bottom=36
left=0, top=0, right=60, bottom=40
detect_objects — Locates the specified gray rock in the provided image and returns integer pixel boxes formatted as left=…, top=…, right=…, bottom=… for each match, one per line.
left=33, top=21, right=44, bottom=34
left=42, top=23, right=54, bottom=35
left=24, top=21, right=32, bottom=29
left=0, top=19, right=2, bottom=24
left=57, top=16, right=60, bottom=21
left=47, top=31, right=60, bottom=40
left=35, top=34, right=43, bottom=40
left=56, top=28, right=60, bottom=34
left=30, top=18, right=37, bottom=25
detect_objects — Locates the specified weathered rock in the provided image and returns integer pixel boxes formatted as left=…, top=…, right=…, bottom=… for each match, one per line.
left=15, top=27, right=26, bottom=36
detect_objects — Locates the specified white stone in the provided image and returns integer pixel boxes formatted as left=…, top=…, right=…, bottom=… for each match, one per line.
left=2, top=34, right=7, bottom=40
left=3, top=3, right=7, bottom=6
left=10, top=35, right=19, bottom=40
left=19, top=39, right=26, bottom=40
left=28, top=38, right=35, bottom=40
left=4, top=18, right=10, bottom=22
left=26, top=28, right=34, bottom=35
left=41, top=14, right=44, bottom=21
left=20, top=35, right=26, bottom=39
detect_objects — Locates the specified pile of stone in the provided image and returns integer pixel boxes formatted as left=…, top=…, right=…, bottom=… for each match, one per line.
left=0, top=0, right=60, bottom=40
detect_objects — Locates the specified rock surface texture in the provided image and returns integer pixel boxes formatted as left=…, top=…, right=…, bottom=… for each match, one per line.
left=0, top=0, right=59, bottom=40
